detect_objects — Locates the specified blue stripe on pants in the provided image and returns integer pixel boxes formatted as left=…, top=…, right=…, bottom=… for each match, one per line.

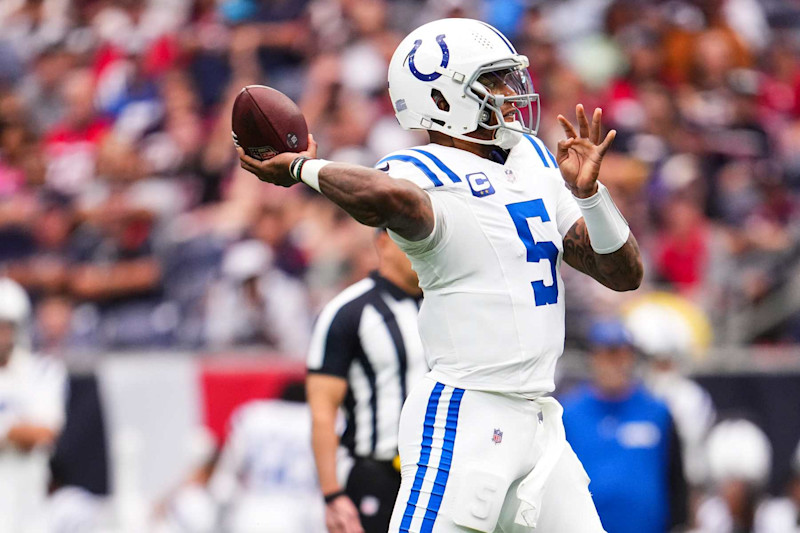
left=400, top=382, right=445, bottom=532
left=421, top=387, right=465, bottom=532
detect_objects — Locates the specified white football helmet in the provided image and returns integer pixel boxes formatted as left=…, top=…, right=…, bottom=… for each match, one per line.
left=388, top=18, right=540, bottom=149
left=0, top=277, right=31, bottom=353
left=0, top=277, right=31, bottom=327
left=707, top=419, right=772, bottom=487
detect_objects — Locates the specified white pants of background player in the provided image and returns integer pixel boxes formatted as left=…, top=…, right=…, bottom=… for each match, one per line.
left=388, top=377, right=606, bottom=533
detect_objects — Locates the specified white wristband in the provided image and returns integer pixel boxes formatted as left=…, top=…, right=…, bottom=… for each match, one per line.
left=574, top=182, right=630, bottom=254
left=299, top=159, right=331, bottom=193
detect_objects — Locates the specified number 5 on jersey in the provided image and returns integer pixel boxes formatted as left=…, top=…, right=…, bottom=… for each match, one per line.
left=506, top=200, right=559, bottom=306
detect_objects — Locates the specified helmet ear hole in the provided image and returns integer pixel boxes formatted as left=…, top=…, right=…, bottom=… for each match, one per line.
left=431, top=89, right=450, bottom=112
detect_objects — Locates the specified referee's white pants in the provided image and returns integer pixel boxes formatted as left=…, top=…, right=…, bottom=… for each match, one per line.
left=388, top=377, right=606, bottom=533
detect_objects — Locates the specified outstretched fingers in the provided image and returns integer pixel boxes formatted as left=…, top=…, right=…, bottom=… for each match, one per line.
left=576, top=104, right=591, bottom=139
left=558, top=114, right=578, bottom=139
left=597, top=129, right=617, bottom=157
left=590, top=108, right=602, bottom=145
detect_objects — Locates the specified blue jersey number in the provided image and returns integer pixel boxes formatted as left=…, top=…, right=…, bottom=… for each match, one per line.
left=506, top=199, right=559, bottom=306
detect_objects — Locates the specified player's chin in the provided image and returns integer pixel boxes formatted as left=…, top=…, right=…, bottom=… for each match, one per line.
left=466, top=127, right=495, bottom=142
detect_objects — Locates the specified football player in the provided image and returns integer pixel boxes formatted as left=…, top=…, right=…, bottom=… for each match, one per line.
left=0, top=278, right=68, bottom=533
left=237, top=18, right=642, bottom=533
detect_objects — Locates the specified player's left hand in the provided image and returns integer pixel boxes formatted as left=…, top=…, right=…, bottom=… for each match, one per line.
left=237, top=134, right=318, bottom=187
left=556, top=105, right=616, bottom=199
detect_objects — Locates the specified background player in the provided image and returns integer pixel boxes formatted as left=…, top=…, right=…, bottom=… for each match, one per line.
left=237, top=17, right=642, bottom=533
left=0, top=277, right=68, bottom=533
left=307, top=229, right=427, bottom=533
left=153, top=381, right=323, bottom=533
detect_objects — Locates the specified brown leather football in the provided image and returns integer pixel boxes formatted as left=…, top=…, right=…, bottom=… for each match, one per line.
left=231, top=85, right=308, bottom=160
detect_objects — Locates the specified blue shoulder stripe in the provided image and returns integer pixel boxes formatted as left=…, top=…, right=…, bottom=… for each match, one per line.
left=524, top=135, right=551, bottom=168
left=376, top=155, right=443, bottom=187
left=409, top=149, right=461, bottom=183
left=545, top=147, right=558, bottom=167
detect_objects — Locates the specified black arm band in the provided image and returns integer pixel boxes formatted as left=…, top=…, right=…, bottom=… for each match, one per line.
left=290, top=156, right=310, bottom=182
left=323, top=489, right=347, bottom=504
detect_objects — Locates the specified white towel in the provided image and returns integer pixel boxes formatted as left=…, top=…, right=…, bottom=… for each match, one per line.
left=514, top=397, right=566, bottom=528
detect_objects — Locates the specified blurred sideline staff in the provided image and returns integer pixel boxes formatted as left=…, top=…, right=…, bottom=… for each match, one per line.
left=624, top=294, right=717, bottom=488
left=0, top=277, right=68, bottom=533
left=561, top=318, right=688, bottom=533
left=307, top=230, right=427, bottom=533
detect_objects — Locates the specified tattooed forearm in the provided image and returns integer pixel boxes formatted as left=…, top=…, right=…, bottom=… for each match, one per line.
left=562, top=219, right=644, bottom=291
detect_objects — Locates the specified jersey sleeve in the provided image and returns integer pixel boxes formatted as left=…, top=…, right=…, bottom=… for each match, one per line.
left=375, top=149, right=455, bottom=191
left=306, top=301, right=361, bottom=378
left=555, top=182, right=582, bottom=239
left=387, top=189, right=450, bottom=256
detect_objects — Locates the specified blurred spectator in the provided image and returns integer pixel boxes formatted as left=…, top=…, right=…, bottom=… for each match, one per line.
left=4, top=191, right=78, bottom=295
left=43, top=68, right=109, bottom=198
left=67, top=189, right=167, bottom=348
left=32, top=294, right=78, bottom=356
left=695, top=418, right=773, bottom=533
left=654, top=194, right=712, bottom=295
left=561, top=318, right=687, bottom=533
left=0, top=278, right=68, bottom=533
left=205, top=239, right=312, bottom=356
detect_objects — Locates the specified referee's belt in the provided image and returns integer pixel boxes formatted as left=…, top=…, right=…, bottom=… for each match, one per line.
left=353, top=455, right=402, bottom=473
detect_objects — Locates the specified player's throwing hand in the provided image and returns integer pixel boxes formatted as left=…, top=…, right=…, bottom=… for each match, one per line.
left=236, top=133, right=318, bottom=187
left=556, top=104, right=616, bottom=199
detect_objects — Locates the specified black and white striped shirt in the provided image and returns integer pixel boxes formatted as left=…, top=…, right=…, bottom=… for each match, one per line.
left=307, top=272, right=427, bottom=461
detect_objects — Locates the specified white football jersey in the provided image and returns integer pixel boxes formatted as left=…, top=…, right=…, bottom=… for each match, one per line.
left=379, top=136, right=581, bottom=396
left=208, top=400, right=324, bottom=533
left=0, top=349, right=67, bottom=533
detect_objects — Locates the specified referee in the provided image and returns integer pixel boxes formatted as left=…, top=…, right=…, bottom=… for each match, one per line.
left=307, top=229, right=427, bottom=533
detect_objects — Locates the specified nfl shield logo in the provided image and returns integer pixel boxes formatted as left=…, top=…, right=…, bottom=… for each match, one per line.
left=247, top=145, right=279, bottom=160
left=492, top=429, right=503, bottom=444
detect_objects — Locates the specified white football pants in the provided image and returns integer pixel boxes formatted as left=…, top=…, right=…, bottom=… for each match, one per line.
left=388, top=377, right=606, bottom=533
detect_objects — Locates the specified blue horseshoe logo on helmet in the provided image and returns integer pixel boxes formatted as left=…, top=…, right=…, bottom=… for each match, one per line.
left=408, top=34, right=449, bottom=82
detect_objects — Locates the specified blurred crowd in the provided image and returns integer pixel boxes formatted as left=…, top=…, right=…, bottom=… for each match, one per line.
left=0, top=0, right=799, bottom=360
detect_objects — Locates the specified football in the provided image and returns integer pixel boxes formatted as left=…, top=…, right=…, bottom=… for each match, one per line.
left=231, top=85, right=308, bottom=160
